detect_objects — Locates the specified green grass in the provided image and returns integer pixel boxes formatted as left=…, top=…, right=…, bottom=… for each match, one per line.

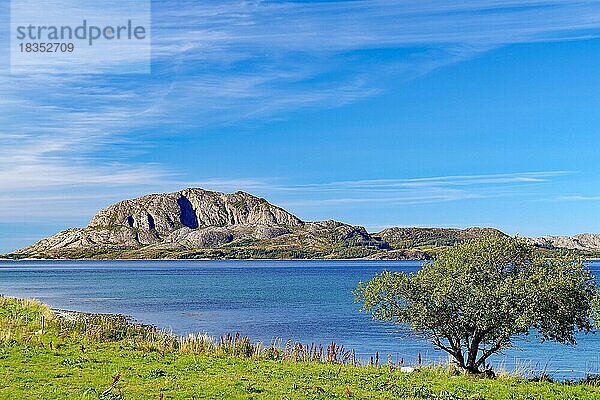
left=0, top=297, right=599, bottom=400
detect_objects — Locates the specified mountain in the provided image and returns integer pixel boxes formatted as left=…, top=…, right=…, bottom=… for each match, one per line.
left=6, top=188, right=517, bottom=260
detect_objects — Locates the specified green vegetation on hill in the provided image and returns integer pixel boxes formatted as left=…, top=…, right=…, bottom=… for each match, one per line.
left=1, top=297, right=599, bottom=399
left=376, top=227, right=506, bottom=249
left=4, top=227, right=506, bottom=261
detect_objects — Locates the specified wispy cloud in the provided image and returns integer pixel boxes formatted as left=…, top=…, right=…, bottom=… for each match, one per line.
left=288, top=171, right=573, bottom=191
left=173, top=171, right=572, bottom=210
left=151, top=1, right=600, bottom=55
left=556, top=195, right=600, bottom=202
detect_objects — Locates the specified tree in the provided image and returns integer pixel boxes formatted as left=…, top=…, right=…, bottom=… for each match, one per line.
left=355, top=236, right=599, bottom=374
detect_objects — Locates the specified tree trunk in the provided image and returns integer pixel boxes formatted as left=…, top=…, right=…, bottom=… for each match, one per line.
left=465, top=336, right=482, bottom=374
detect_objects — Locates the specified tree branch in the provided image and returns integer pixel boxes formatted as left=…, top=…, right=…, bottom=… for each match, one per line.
left=475, top=338, right=505, bottom=368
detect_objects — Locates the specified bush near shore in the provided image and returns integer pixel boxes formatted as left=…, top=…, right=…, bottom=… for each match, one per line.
left=0, top=296, right=599, bottom=399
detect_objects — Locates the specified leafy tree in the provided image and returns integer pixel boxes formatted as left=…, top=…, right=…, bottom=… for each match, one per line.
left=355, top=236, right=599, bottom=374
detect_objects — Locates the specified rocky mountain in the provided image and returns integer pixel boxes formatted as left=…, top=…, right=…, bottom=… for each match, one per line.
left=10, top=188, right=391, bottom=259
left=529, top=234, right=600, bottom=252
left=6, top=187, right=522, bottom=260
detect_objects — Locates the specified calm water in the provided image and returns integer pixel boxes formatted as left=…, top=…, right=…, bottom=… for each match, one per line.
left=0, top=259, right=598, bottom=380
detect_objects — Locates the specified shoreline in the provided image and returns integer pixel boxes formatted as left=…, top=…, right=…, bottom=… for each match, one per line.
left=0, top=257, right=425, bottom=262
left=2, top=294, right=599, bottom=384
left=3, top=257, right=600, bottom=262
left=4, top=296, right=600, bottom=400
left=3, top=255, right=599, bottom=265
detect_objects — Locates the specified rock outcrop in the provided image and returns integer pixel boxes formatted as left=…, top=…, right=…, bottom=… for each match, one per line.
left=528, top=234, right=600, bottom=251
left=88, top=189, right=302, bottom=236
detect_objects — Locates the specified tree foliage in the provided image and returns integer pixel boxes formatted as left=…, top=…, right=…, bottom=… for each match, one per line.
left=355, top=236, right=599, bottom=373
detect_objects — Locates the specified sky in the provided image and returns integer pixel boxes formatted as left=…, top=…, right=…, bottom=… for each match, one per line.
left=2, top=0, right=600, bottom=253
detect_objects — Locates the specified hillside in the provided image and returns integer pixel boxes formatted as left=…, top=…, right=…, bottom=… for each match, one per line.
left=3, top=187, right=576, bottom=260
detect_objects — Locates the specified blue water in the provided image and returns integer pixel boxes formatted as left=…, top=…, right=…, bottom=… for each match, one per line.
left=0, top=259, right=597, bottom=380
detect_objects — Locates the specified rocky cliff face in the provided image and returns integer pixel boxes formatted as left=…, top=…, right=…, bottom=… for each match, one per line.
left=529, top=234, right=600, bottom=251
left=89, top=189, right=302, bottom=237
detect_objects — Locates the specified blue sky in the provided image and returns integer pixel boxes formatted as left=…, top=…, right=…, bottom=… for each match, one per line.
left=2, top=0, right=600, bottom=252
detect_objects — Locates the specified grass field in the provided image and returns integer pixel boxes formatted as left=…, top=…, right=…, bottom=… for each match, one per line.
left=0, top=297, right=599, bottom=400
